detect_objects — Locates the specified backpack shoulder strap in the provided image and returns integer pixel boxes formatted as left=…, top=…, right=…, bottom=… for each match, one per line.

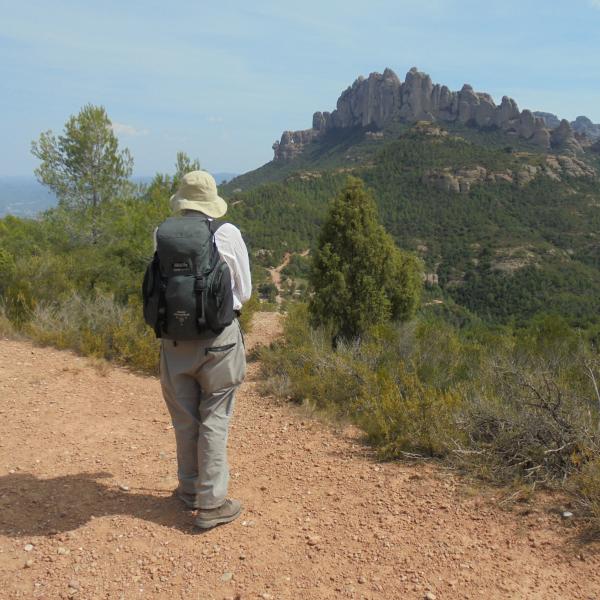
left=208, top=220, right=227, bottom=236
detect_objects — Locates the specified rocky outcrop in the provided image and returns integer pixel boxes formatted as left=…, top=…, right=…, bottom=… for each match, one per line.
left=533, top=111, right=561, bottom=129
left=273, top=67, right=586, bottom=161
left=423, top=273, right=439, bottom=285
left=544, top=154, right=596, bottom=179
left=571, top=116, right=600, bottom=140
left=535, top=112, right=600, bottom=141
left=332, top=68, right=402, bottom=129
left=492, top=247, right=537, bottom=273
left=272, top=129, right=319, bottom=161
left=550, top=119, right=583, bottom=154
left=421, top=155, right=595, bottom=194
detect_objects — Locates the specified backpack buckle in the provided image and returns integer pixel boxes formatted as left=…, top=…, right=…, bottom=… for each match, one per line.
left=194, top=276, right=206, bottom=293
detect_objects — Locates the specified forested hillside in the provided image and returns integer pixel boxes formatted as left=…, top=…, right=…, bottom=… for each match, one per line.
left=226, top=124, right=600, bottom=329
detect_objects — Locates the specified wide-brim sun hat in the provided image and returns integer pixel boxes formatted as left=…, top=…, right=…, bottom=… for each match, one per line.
left=170, top=170, right=228, bottom=218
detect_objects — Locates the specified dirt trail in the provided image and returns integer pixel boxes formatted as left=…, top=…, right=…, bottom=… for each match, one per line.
left=1, top=313, right=599, bottom=599
left=268, top=250, right=309, bottom=304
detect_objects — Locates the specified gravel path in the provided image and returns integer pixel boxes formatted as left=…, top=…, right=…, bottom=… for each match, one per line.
left=1, top=312, right=599, bottom=599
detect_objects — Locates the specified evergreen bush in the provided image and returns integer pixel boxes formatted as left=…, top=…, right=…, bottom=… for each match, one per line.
left=309, top=177, right=421, bottom=342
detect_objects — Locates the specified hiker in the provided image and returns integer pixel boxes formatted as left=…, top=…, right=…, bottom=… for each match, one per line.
left=147, top=170, right=251, bottom=529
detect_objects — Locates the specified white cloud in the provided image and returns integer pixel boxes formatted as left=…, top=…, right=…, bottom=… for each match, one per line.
left=111, top=122, right=149, bottom=136
left=590, top=0, right=600, bottom=8
left=208, top=116, right=224, bottom=123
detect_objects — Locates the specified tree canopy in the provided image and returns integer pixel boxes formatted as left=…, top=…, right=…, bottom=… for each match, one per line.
left=31, top=104, right=133, bottom=242
left=309, top=177, right=422, bottom=342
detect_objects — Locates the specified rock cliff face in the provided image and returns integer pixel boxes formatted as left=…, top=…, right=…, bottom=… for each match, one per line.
left=533, top=112, right=561, bottom=129
left=272, top=129, right=320, bottom=161
left=571, top=116, right=600, bottom=140
left=535, top=113, right=600, bottom=141
left=421, top=155, right=596, bottom=194
left=273, top=67, right=585, bottom=161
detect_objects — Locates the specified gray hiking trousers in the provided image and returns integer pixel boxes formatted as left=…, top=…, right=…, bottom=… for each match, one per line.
left=159, top=320, right=246, bottom=509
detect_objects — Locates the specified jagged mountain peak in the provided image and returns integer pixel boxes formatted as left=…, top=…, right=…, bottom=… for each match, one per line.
left=273, top=67, right=587, bottom=162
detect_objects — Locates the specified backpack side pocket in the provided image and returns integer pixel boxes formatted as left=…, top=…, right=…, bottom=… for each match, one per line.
left=142, top=252, right=162, bottom=336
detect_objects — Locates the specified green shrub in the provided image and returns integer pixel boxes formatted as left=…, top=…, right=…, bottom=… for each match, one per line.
left=3, top=283, right=36, bottom=327
left=572, top=459, right=600, bottom=527
left=261, top=305, right=600, bottom=525
left=258, top=282, right=278, bottom=303
left=354, top=366, right=466, bottom=458
left=261, top=305, right=466, bottom=455
left=0, top=304, right=17, bottom=337
left=25, top=294, right=159, bottom=372
left=21, top=290, right=259, bottom=374
left=111, top=296, right=160, bottom=372
left=239, top=293, right=260, bottom=333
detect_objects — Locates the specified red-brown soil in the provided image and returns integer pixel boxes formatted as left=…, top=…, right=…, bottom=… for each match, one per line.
left=1, top=312, right=599, bottom=599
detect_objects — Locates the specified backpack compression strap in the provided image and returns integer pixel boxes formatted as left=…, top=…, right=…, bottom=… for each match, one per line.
left=210, top=220, right=242, bottom=318
left=193, top=219, right=227, bottom=332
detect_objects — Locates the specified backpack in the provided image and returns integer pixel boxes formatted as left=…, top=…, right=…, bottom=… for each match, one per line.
left=142, top=214, right=234, bottom=339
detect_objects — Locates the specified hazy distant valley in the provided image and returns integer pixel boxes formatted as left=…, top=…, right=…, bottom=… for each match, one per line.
left=0, top=173, right=237, bottom=217
left=0, top=177, right=57, bottom=217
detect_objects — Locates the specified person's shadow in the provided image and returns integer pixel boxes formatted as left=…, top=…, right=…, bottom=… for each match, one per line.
left=0, top=472, right=199, bottom=537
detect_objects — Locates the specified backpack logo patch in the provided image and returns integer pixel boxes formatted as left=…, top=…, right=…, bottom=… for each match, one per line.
left=173, top=310, right=191, bottom=325
left=172, top=261, right=190, bottom=272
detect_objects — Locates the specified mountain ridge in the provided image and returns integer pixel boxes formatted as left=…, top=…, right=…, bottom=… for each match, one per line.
left=271, top=67, right=594, bottom=164
left=223, top=119, right=600, bottom=328
left=534, top=112, right=600, bottom=140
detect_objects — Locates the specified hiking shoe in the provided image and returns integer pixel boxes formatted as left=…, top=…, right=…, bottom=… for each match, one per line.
left=174, top=488, right=200, bottom=510
left=194, top=499, right=242, bottom=529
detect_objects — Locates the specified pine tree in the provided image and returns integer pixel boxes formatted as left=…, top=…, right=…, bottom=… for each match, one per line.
left=309, top=177, right=421, bottom=342
left=31, top=104, right=133, bottom=243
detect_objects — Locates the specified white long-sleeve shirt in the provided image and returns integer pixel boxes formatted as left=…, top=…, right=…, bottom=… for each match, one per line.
left=153, top=219, right=252, bottom=311
left=212, top=222, right=252, bottom=310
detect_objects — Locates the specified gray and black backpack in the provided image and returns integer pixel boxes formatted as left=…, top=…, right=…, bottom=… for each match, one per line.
left=142, top=214, right=234, bottom=339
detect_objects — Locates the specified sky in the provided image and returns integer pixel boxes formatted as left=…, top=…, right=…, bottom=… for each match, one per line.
left=1, top=0, right=600, bottom=177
